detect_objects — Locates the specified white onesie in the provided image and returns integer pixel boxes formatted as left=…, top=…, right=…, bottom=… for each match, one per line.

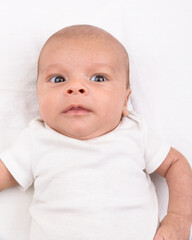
left=0, top=111, right=170, bottom=240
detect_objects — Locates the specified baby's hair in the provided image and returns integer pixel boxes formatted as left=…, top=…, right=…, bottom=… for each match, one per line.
left=38, top=24, right=130, bottom=88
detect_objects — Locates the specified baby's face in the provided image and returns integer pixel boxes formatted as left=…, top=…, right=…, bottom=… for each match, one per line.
left=37, top=36, right=131, bottom=140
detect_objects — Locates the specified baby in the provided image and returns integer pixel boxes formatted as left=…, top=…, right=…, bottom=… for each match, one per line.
left=0, top=24, right=192, bottom=240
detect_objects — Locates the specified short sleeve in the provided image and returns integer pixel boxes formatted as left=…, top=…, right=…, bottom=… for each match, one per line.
left=0, top=128, right=33, bottom=191
left=142, top=123, right=171, bottom=174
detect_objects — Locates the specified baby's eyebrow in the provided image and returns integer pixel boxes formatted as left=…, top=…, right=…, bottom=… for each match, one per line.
left=41, top=64, right=65, bottom=75
left=40, top=63, right=116, bottom=78
left=88, top=63, right=116, bottom=73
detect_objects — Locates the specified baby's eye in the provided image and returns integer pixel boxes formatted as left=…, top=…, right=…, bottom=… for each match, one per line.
left=50, top=75, right=66, bottom=83
left=90, top=75, right=107, bottom=82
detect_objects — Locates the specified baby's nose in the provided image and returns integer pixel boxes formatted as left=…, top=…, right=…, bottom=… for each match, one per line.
left=64, top=77, right=89, bottom=96
left=66, top=88, right=86, bottom=95
left=65, top=81, right=88, bottom=95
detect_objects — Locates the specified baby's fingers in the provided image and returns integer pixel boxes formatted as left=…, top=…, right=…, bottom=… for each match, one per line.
left=153, top=227, right=167, bottom=240
left=154, top=213, right=191, bottom=240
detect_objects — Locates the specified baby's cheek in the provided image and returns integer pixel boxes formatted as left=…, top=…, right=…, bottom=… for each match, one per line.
left=38, top=98, right=52, bottom=119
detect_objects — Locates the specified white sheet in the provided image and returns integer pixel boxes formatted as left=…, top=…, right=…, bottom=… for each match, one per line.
left=0, top=0, right=191, bottom=239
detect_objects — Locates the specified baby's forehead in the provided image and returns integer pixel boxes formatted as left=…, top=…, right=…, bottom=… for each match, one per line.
left=38, top=25, right=129, bottom=77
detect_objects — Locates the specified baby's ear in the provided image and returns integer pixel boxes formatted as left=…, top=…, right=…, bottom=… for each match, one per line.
left=122, top=88, right=131, bottom=116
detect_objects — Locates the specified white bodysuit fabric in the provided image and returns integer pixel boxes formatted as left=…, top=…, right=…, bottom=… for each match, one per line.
left=0, top=111, right=170, bottom=240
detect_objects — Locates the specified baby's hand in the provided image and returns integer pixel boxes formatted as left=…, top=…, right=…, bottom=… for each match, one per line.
left=153, top=213, right=191, bottom=240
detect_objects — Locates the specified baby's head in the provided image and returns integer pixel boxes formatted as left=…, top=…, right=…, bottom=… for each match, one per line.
left=37, top=24, right=131, bottom=140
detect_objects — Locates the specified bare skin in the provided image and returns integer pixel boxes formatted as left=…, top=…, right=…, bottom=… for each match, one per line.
left=155, top=147, right=192, bottom=239
left=37, top=35, right=131, bottom=140
left=0, top=160, right=18, bottom=191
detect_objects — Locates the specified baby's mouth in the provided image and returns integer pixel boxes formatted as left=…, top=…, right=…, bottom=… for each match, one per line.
left=63, top=105, right=91, bottom=114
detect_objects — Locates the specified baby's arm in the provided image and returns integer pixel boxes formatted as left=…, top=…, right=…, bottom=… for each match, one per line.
left=154, top=147, right=192, bottom=240
left=0, top=159, right=18, bottom=191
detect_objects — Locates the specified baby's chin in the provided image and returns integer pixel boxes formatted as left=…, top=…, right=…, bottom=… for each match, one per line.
left=46, top=122, right=118, bottom=140
left=43, top=114, right=123, bottom=140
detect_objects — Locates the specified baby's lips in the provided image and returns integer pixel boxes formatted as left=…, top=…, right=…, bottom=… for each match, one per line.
left=63, top=104, right=91, bottom=113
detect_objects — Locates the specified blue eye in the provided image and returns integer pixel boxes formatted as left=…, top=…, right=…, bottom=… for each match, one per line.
left=50, top=76, right=66, bottom=83
left=90, top=75, right=107, bottom=82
